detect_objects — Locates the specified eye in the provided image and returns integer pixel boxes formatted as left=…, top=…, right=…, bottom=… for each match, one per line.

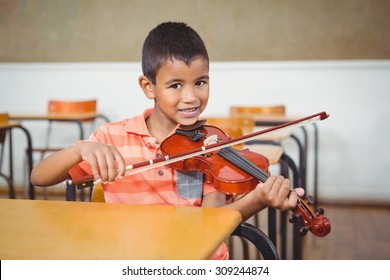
left=195, top=81, right=206, bottom=86
left=170, top=83, right=182, bottom=89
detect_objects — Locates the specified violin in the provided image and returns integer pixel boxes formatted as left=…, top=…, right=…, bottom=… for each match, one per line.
left=160, top=122, right=330, bottom=237
left=66, top=112, right=331, bottom=237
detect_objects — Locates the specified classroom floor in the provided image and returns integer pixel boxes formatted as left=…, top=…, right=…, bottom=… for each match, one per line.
left=302, top=204, right=390, bottom=260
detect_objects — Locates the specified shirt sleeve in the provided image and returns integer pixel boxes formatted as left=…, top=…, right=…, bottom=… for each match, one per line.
left=68, top=160, right=92, bottom=180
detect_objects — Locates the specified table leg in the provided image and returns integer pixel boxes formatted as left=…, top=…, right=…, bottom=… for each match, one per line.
left=16, top=125, right=34, bottom=199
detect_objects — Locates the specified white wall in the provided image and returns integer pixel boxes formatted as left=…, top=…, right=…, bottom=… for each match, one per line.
left=1, top=60, right=389, bottom=202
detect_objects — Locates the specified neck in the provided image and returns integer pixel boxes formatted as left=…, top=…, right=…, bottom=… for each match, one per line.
left=146, top=115, right=177, bottom=144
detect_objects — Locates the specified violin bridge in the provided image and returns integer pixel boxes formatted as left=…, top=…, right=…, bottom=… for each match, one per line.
left=203, top=134, right=219, bottom=146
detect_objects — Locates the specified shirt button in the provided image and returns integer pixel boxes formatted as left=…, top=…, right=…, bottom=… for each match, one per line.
left=158, top=170, right=164, bottom=176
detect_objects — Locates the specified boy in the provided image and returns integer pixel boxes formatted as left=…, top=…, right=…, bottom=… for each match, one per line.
left=31, top=22, right=303, bottom=259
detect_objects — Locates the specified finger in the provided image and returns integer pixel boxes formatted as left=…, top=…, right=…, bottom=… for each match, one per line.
left=105, top=151, right=120, bottom=182
left=261, top=176, right=277, bottom=193
left=95, top=151, right=109, bottom=183
left=268, top=176, right=287, bottom=198
left=285, top=190, right=300, bottom=210
left=84, top=153, right=102, bottom=183
left=277, top=177, right=291, bottom=198
left=114, top=150, right=126, bottom=179
left=293, top=187, right=305, bottom=197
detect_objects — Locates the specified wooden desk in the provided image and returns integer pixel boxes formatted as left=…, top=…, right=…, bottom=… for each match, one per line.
left=0, top=121, right=34, bottom=199
left=0, top=199, right=242, bottom=260
left=10, top=113, right=110, bottom=140
left=10, top=112, right=106, bottom=121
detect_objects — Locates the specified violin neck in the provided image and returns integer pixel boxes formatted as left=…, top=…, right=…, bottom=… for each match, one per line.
left=218, top=147, right=269, bottom=182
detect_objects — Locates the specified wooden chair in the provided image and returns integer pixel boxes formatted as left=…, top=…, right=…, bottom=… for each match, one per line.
left=202, top=115, right=285, bottom=259
left=40, top=99, right=98, bottom=155
left=0, top=113, right=14, bottom=198
left=204, top=116, right=253, bottom=150
left=30, top=99, right=106, bottom=200
left=91, top=183, right=105, bottom=203
left=229, top=105, right=305, bottom=259
left=230, top=105, right=286, bottom=117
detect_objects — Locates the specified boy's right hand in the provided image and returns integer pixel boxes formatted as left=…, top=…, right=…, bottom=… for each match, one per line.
left=76, top=141, right=126, bottom=183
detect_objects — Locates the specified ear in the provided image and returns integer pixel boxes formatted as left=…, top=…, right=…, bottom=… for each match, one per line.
left=138, top=75, right=156, bottom=99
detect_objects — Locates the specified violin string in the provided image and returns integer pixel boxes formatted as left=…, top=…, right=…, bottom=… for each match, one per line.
left=218, top=148, right=269, bottom=182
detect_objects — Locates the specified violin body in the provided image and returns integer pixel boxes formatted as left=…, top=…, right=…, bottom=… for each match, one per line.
left=160, top=125, right=270, bottom=195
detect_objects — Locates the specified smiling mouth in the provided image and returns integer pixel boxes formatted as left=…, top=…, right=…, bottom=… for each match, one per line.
left=179, top=107, right=200, bottom=118
left=179, top=107, right=198, bottom=112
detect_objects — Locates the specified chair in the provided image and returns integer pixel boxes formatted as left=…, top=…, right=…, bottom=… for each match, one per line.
left=229, top=105, right=305, bottom=259
left=30, top=99, right=107, bottom=200
left=231, top=222, right=279, bottom=260
left=0, top=113, right=15, bottom=198
left=202, top=115, right=285, bottom=259
left=38, top=99, right=98, bottom=156
left=230, top=105, right=286, bottom=116
left=91, top=183, right=105, bottom=203
left=203, top=116, right=253, bottom=150
left=230, top=105, right=306, bottom=187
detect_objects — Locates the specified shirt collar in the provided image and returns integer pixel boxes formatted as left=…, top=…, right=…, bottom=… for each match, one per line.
left=125, top=108, right=153, bottom=136
left=125, top=108, right=183, bottom=146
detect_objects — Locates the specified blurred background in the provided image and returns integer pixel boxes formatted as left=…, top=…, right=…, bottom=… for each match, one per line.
left=1, top=0, right=389, bottom=259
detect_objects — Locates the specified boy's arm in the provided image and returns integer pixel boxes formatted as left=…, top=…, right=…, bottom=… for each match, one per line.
left=30, top=144, right=83, bottom=187
left=202, top=176, right=304, bottom=222
left=30, top=141, right=126, bottom=187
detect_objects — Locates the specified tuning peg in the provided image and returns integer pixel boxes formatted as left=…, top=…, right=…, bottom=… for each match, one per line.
left=289, top=212, right=301, bottom=223
left=315, top=208, right=325, bottom=216
left=289, top=215, right=297, bottom=223
left=299, top=226, right=309, bottom=236
left=305, top=195, right=315, bottom=205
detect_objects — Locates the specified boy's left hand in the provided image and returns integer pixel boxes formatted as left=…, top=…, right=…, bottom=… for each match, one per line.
left=254, top=176, right=304, bottom=211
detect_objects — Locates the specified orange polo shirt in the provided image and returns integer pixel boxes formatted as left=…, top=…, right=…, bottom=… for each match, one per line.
left=68, top=109, right=229, bottom=259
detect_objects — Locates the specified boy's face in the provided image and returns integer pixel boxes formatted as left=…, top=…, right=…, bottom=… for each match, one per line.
left=149, top=57, right=209, bottom=127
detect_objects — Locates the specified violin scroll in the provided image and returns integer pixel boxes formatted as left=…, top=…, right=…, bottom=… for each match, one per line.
left=289, top=196, right=331, bottom=237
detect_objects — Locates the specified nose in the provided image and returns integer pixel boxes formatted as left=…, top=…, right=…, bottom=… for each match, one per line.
left=182, top=87, right=198, bottom=103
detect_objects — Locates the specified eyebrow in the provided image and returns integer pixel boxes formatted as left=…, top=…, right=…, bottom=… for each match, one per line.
left=165, top=75, right=209, bottom=85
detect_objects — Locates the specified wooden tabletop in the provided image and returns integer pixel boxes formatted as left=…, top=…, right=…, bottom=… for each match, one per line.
left=10, top=113, right=104, bottom=121
left=0, top=121, right=22, bottom=129
left=0, top=199, right=242, bottom=260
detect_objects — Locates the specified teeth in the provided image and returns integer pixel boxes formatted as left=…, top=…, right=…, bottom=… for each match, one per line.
left=181, top=108, right=196, bottom=112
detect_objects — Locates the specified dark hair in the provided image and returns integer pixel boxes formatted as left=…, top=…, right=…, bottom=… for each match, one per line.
left=141, top=22, right=209, bottom=84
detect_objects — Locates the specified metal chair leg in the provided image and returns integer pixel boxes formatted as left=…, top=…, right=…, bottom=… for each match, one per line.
left=231, top=222, right=280, bottom=260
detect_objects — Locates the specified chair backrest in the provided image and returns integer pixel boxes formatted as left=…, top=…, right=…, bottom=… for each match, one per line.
left=44, top=99, right=98, bottom=146
left=204, top=117, right=254, bottom=149
left=205, top=116, right=254, bottom=134
left=91, top=183, right=105, bottom=202
left=48, top=99, right=97, bottom=114
left=230, top=105, right=286, bottom=117
left=0, top=113, right=9, bottom=145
